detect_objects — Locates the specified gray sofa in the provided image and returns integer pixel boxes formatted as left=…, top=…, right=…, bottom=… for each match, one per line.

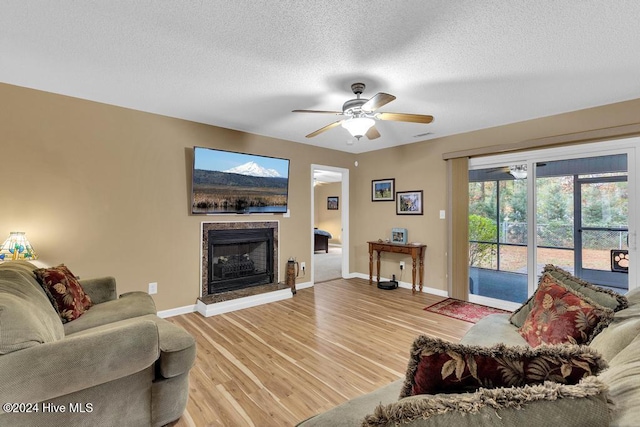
left=0, top=260, right=196, bottom=427
left=298, top=286, right=640, bottom=426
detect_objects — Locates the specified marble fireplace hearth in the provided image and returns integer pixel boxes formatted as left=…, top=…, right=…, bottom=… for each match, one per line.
left=197, top=221, right=292, bottom=317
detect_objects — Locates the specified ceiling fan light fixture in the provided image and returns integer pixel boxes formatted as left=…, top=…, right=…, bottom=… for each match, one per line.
left=509, top=164, right=527, bottom=179
left=341, top=117, right=375, bottom=138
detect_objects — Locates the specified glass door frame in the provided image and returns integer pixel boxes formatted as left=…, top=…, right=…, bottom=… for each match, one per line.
left=575, top=175, right=629, bottom=288
left=468, top=138, right=638, bottom=309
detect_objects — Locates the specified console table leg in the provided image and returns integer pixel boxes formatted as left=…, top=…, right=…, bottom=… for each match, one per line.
left=411, top=257, right=417, bottom=293
left=419, top=249, right=425, bottom=293
left=376, top=251, right=381, bottom=284
left=369, top=250, right=373, bottom=285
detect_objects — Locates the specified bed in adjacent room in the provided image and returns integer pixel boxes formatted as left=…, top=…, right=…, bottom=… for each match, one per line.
left=314, top=228, right=332, bottom=253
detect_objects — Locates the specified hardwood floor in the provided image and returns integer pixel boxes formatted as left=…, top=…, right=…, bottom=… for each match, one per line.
left=167, top=278, right=473, bottom=427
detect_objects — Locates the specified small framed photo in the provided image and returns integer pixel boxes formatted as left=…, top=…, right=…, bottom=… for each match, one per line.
left=327, top=196, right=339, bottom=210
left=391, top=228, right=407, bottom=244
left=372, top=178, right=395, bottom=202
left=396, top=190, right=423, bottom=215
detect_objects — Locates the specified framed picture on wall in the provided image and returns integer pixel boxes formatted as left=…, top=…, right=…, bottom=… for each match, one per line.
left=396, top=190, right=423, bottom=215
left=327, top=196, right=339, bottom=210
left=372, top=178, right=395, bottom=201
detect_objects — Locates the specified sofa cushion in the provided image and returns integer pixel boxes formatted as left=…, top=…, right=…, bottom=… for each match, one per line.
left=34, top=264, right=92, bottom=323
left=623, top=287, right=640, bottom=306
left=518, top=275, right=613, bottom=346
left=0, top=260, right=49, bottom=297
left=0, top=293, right=63, bottom=354
left=460, top=313, right=528, bottom=347
left=364, top=376, right=610, bottom=427
left=589, top=316, right=640, bottom=362
left=295, top=380, right=404, bottom=427
left=64, top=291, right=156, bottom=335
left=596, top=333, right=640, bottom=426
left=0, top=268, right=64, bottom=354
left=399, top=336, right=606, bottom=398
left=510, top=264, right=627, bottom=328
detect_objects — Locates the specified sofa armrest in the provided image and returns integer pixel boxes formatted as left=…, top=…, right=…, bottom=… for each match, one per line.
left=79, top=276, right=117, bottom=304
left=0, top=318, right=159, bottom=408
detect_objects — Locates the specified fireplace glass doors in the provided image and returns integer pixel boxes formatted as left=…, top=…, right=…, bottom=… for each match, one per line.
left=207, top=228, right=274, bottom=294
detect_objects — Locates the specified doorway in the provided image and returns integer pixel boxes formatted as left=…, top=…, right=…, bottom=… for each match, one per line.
left=311, top=165, right=349, bottom=284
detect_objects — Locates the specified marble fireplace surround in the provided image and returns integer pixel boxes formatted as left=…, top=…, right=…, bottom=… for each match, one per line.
left=197, top=220, right=291, bottom=317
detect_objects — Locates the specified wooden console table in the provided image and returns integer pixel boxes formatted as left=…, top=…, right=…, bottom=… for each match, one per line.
left=368, top=241, right=427, bottom=293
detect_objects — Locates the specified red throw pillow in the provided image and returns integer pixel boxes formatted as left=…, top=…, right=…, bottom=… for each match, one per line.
left=518, top=274, right=613, bottom=347
left=399, top=336, right=607, bottom=398
left=34, top=264, right=92, bottom=323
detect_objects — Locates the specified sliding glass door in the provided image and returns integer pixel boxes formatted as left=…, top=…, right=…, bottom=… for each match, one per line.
left=469, top=167, right=528, bottom=304
left=468, top=142, right=635, bottom=308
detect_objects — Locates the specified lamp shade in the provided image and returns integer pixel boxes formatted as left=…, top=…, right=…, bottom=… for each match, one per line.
left=341, top=117, right=375, bottom=138
left=0, top=232, right=38, bottom=261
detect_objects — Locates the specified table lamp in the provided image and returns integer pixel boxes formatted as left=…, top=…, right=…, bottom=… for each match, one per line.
left=0, top=232, right=38, bottom=261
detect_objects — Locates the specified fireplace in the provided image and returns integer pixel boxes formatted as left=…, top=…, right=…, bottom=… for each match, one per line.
left=207, top=228, right=274, bottom=294
left=201, top=221, right=279, bottom=297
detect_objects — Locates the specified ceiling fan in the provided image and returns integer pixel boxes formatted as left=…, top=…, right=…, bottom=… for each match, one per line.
left=292, top=83, right=434, bottom=140
left=484, top=163, right=547, bottom=179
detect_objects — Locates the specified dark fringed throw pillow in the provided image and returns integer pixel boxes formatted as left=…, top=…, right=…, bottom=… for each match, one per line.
left=510, top=264, right=627, bottom=328
left=365, top=376, right=610, bottom=427
left=518, top=274, right=614, bottom=346
left=399, top=336, right=607, bottom=398
left=34, top=264, right=92, bottom=323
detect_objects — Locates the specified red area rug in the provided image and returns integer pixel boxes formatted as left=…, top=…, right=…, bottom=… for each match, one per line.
left=424, top=298, right=511, bottom=323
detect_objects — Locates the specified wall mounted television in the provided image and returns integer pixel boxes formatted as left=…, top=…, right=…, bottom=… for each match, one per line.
left=191, top=146, right=290, bottom=214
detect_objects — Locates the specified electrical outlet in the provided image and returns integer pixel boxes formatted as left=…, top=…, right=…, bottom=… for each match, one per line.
left=148, top=282, right=158, bottom=295
left=300, top=262, right=306, bottom=271
left=399, top=261, right=405, bottom=270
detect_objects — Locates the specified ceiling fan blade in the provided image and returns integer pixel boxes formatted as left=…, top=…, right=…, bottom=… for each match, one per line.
left=361, top=93, right=396, bottom=111
left=365, top=125, right=380, bottom=140
left=305, top=120, right=343, bottom=138
left=376, top=112, right=434, bottom=124
left=484, top=167, right=509, bottom=173
left=292, top=109, right=343, bottom=115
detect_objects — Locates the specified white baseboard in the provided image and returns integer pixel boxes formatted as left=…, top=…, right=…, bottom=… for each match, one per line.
left=295, top=280, right=313, bottom=290
left=157, top=305, right=197, bottom=318
left=350, top=272, right=449, bottom=297
left=155, top=275, right=448, bottom=318
left=196, top=288, right=292, bottom=317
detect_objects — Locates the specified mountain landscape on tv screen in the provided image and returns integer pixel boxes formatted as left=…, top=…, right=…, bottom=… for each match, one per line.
left=224, top=161, right=282, bottom=178
left=192, top=162, right=288, bottom=213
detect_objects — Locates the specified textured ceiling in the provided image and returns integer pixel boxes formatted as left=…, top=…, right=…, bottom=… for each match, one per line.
left=2, top=1, right=640, bottom=153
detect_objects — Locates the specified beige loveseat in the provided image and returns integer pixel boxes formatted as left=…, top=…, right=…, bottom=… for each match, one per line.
left=298, top=279, right=640, bottom=426
left=0, top=261, right=196, bottom=426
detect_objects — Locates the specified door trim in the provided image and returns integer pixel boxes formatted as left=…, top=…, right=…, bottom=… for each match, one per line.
left=311, top=164, right=350, bottom=283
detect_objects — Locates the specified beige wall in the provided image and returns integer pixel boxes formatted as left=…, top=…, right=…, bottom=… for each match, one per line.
left=313, top=182, right=342, bottom=244
left=3, top=82, right=640, bottom=308
left=0, top=83, right=354, bottom=311
left=351, top=98, right=640, bottom=292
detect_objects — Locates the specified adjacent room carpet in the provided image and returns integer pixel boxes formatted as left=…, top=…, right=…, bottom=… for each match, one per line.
left=424, top=298, right=511, bottom=323
left=314, top=245, right=342, bottom=283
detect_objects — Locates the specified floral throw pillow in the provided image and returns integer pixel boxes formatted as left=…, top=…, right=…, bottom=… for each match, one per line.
left=399, top=336, right=607, bottom=398
left=34, top=264, right=92, bottom=323
left=518, top=273, right=614, bottom=347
